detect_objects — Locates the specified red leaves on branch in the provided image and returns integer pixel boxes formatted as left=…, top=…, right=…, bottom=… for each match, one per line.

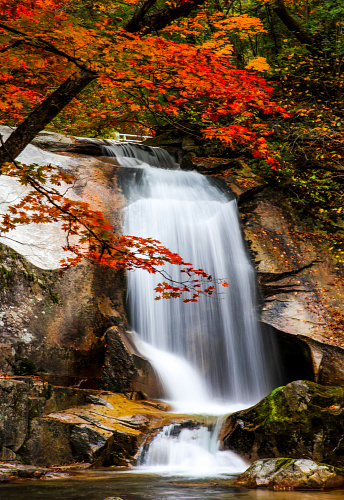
left=0, top=0, right=289, bottom=166
left=0, top=0, right=292, bottom=299
left=0, top=159, right=225, bottom=301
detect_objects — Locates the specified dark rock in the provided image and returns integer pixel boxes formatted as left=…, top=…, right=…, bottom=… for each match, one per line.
left=0, top=243, right=126, bottom=388
left=309, top=338, right=344, bottom=387
left=0, top=377, right=192, bottom=467
left=101, top=327, right=137, bottom=393
left=30, top=130, right=75, bottom=151
left=0, top=379, right=29, bottom=461
left=19, top=418, right=74, bottom=466
left=220, top=380, right=344, bottom=467
left=260, top=323, right=315, bottom=385
left=234, top=458, right=344, bottom=490
left=261, top=322, right=344, bottom=389
left=101, top=328, right=163, bottom=399
left=70, top=424, right=108, bottom=463
left=0, top=463, right=49, bottom=482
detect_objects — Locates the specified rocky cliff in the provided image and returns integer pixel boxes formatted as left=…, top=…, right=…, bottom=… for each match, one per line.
left=1, top=126, right=344, bottom=470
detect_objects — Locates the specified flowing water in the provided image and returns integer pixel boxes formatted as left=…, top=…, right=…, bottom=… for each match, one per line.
left=2, top=473, right=344, bottom=500
left=102, top=143, right=282, bottom=476
left=108, top=144, right=281, bottom=407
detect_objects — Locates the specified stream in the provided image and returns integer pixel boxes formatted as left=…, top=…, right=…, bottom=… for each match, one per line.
left=1, top=473, right=344, bottom=500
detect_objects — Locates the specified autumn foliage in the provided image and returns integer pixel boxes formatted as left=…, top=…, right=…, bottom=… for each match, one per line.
left=0, top=0, right=287, bottom=162
left=0, top=0, right=290, bottom=298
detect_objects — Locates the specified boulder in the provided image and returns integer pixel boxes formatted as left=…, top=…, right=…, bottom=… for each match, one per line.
left=234, top=458, right=344, bottom=490
left=101, top=327, right=163, bottom=398
left=0, top=126, right=164, bottom=399
left=0, top=376, right=199, bottom=468
left=220, top=380, right=344, bottom=467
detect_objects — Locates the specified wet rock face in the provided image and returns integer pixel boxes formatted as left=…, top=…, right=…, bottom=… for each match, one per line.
left=220, top=380, right=344, bottom=467
left=172, top=154, right=344, bottom=389
left=100, top=327, right=164, bottom=398
left=237, top=183, right=344, bottom=359
left=0, top=127, right=164, bottom=399
left=0, top=244, right=131, bottom=389
left=213, top=166, right=344, bottom=388
left=235, top=458, right=344, bottom=490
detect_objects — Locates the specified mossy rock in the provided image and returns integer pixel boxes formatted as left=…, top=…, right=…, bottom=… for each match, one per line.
left=220, top=380, right=344, bottom=467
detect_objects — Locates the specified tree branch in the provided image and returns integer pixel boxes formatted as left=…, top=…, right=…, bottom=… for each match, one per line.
left=0, top=70, right=96, bottom=169
left=127, top=0, right=207, bottom=34
left=0, top=39, right=22, bottom=53
left=125, top=0, right=158, bottom=33
left=273, top=0, right=322, bottom=57
left=0, top=0, right=207, bottom=167
left=0, top=23, right=90, bottom=71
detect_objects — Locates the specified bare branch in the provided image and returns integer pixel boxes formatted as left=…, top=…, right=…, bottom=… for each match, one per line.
left=0, top=39, right=22, bottom=53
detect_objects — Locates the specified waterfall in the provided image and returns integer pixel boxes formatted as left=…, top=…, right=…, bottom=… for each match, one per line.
left=137, top=421, right=248, bottom=477
left=102, top=141, right=281, bottom=475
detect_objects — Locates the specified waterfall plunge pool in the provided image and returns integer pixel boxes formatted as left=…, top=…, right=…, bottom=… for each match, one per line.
left=2, top=473, right=344, bottom=500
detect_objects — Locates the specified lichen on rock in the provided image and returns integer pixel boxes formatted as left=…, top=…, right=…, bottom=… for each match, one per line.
left=235, top=458, right=344, bottom=490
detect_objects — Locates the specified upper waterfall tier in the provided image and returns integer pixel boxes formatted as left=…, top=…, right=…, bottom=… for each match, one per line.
left=102, top=142, right=179, bottom=169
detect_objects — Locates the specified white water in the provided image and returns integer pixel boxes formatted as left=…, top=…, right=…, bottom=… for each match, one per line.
left=104, top=143, right=280, bottom=476
left=137, top=423, right=248, bottom=477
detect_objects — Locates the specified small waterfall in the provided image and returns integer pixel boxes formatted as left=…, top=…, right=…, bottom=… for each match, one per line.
left=102, top=142, right=179, bottom=169
left=103, top=142, right=281, bottom=475
left=137, top=422, right=248, bottom=477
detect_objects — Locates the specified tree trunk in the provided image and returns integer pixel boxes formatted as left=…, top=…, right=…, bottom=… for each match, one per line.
left=127, top=0, right=206, bottom=34
left=273, top=0, right=322, bottom=57
left=0, top=70, right=96, bottom=168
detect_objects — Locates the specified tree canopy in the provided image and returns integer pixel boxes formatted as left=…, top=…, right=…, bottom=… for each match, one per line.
left=2, top=0, right=342, bottom=293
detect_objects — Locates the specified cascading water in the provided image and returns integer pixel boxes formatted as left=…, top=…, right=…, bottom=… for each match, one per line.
left=137, top=421, right=247, bottom=477
left=102, top=141, right=281, bottom=475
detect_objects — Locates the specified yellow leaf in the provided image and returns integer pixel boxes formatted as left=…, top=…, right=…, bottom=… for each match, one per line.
left=246, top=57, right=270, bottom=72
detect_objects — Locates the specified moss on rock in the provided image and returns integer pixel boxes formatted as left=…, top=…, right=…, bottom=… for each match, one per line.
left=220, top=380, right=344, bottom=467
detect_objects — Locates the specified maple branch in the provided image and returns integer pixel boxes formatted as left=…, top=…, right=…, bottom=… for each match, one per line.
left=0, top=23, right=90, bottom=72
left=0, top=70, right=96, bottom=169
left=0, top=135, right=165, bottom=274
left=0, top=134, right=86, bottom=225
left=0, top=134, right=221, bottom=299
